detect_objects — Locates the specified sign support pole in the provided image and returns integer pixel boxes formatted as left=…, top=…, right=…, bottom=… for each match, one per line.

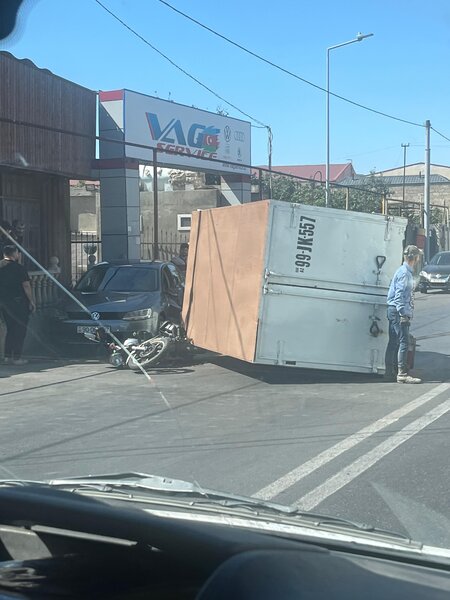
left=153, top=148, right=159, bottom=260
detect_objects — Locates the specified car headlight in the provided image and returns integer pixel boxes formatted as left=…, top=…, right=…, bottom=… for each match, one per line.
left=123, top=308, right=153, bottom=321
left=419, top=271, right=429, bottom=279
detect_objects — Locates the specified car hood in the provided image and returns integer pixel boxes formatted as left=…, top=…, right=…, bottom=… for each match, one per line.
left=2, top=473, right=450, bottom=561
left=422, top=265, right=450, bottom=275
left=62, top=291, right=161, bottom=313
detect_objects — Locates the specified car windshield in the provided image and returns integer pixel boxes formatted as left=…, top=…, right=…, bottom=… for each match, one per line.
left=429, top=253, right=450, bottom=266
left=75, top=266, right=159, bottom=292
left=2, top=0, right=450, bottom=561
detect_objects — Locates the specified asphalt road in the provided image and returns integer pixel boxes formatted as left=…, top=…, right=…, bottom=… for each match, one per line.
left=1, top=290, right=450, bottom=548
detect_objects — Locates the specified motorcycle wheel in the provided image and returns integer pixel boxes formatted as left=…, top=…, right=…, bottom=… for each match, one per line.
left=126, top=336, right=171, bottom=370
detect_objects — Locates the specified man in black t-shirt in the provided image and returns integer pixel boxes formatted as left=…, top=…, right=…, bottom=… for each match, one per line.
left=0, top=245, right=36, bottom=365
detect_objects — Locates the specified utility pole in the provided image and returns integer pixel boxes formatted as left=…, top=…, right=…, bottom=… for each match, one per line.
left=267, top=126, right=273, bottom=198
left=424, top=120, right=431, bottom=262
left=325, top=32, right=373, bottom=208
left=401, top=142, right=409, bottom=214
left=152, top=148, right=159, bottom=260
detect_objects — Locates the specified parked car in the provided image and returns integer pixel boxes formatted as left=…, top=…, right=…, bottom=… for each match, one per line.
left=50, top=261, right=184, bottom=345
left=418, top=251, right=450, bottom=293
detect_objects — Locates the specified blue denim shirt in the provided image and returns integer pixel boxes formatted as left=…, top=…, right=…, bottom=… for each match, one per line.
left=387, top=262, right=414, bottom=318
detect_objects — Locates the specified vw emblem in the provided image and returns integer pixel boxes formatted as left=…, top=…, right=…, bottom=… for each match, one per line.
left=91, top=311, right=100, bottom=321
left=224, top=125, right=231, bottom=142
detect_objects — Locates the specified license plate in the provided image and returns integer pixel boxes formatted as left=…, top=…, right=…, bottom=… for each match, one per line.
left=77, top=325, right=111, bottom=334
left=430, top=279, right=444, bottom=284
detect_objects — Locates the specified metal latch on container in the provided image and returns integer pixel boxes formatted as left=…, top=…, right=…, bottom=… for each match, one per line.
left=374, top=255, right=386, bottom=285
left=369, top=314, right=382, bottom=337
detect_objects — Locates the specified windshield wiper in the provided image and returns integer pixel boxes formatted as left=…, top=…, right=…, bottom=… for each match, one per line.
left=0, top=473, right=413, bottom=544
left=186, top=498, right=413, bottom=542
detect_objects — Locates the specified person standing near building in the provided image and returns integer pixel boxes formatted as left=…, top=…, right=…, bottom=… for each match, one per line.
left=385, top=245, right=422, bottom=384
left=0, top=221, right=13, bottom=255
left=171, top=243, right=189, bottom=282
left=0, top=245, right=36, bottom=365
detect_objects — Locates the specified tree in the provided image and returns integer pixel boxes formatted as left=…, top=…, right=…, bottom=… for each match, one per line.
left=343, top=173, right=388, bottom=214
left=256, top=171, right=387, bottom=214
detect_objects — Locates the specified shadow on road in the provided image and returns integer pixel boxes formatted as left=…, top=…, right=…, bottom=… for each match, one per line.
left=414, top=350, right=450, bottom=383
left=209, top=356, right=381, bottom=385
left=0, top=361, right=113, bottom=395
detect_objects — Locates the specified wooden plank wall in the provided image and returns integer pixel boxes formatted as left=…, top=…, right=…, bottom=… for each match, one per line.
left=0, top=170, right=71, bottom=284
left=0, top=51, right=96, bottom=178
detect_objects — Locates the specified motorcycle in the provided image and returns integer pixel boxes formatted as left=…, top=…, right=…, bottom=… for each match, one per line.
left=83, top=327, right=141, bottom=368
left=126, top=321, right=192, bottom=370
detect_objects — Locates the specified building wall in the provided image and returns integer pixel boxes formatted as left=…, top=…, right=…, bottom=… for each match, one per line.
left=386, top=183, right=450, bottom=208
left=0, top=169, right=71, bottom=282
left=0, top=52, right=96, bottom=284
left=378, top=164, right=450, bottom=179
left=70, top=188, right=100, bottom=232
left=140, top=188, right=220, bottom=243
left=0, top=52, right=96, bottom=178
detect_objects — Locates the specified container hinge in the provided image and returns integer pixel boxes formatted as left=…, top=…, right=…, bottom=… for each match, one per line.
left=384, top=217, right=392, bottom=241
left=263, top=286, right=282, bottom=295
left=290, top=205, right=296, bottom=227
left=265, top=268, right=283, bottom=279
left=370, top=349, right=379, bottom=373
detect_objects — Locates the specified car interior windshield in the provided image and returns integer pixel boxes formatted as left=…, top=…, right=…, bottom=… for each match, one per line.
left=76, top=266, right=159, bottom=292
left=430, top=253, right=450, bottom=266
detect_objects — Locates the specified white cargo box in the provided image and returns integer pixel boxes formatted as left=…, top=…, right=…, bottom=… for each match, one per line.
left=182, top=200, right=407, bottom=374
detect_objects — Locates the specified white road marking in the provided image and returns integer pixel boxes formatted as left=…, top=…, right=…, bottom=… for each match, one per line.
left=296, top=397, right=450, bottom=511
left=0, top=464, right=18, bottom=479
left=254, top=383, right=450, bottom=500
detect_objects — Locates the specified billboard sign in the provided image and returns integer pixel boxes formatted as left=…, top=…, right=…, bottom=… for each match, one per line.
left=100, top=89, right=251, bottom=174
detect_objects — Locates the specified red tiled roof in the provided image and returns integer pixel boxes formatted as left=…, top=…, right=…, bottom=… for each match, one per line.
left=255, top=163, right=355, bottom=182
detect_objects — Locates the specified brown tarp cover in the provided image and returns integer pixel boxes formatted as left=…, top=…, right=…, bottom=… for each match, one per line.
left=182, top=201, right=270, bottom=362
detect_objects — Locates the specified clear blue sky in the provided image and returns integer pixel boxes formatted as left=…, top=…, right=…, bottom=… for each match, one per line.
left=2, top=0, right=450, bottom=173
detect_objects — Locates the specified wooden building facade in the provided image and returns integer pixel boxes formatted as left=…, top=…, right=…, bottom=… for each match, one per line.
left=0, top=51, right=96, bottom=283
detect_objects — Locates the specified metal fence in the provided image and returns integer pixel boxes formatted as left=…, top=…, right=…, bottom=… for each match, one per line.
left=70, top=230, right=188, bottom=283
left=71, top=232, right=102, bottom=285
left=141, top=230, right=189, bottom=261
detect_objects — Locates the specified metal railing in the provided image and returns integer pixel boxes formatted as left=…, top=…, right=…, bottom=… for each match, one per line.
left=141, top=230, right=189, bottom=261
left=29, top=272, right=60, bottom=309
left=71, top=232, right=102, bottom=285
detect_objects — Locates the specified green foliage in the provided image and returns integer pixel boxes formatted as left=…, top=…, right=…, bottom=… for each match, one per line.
left=256, top=171, right=387, bottom=214
left=254, top=171, right=446, bottom=225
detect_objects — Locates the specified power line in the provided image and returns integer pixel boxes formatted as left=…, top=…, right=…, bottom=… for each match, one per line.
left=431, top=127, right=450, bottom=144
left=157, top=0, right=424, bottom=129
left=94, top=0, right=269, bottom=130
left=0, top=115, right=384, bottom=196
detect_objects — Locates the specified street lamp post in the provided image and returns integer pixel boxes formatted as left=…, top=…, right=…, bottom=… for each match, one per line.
left=326, top=32, right=373, bottom=207
left=401, top=142, right=410, bottom=214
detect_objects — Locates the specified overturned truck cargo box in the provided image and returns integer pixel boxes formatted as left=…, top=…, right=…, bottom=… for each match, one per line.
left=182, top=200, right=407, bottom=374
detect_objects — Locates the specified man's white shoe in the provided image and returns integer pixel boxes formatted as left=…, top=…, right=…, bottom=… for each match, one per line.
left=12, top=358, right=29, bottom=366
left=397, top=373, right=422, bottom=384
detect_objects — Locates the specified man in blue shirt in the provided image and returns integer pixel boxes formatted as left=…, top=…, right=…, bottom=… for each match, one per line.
left=385, top=245, right=421, bottom=384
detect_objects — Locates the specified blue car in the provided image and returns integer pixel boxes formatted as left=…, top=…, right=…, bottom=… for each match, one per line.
left=52, top=261, right=184, bottom=345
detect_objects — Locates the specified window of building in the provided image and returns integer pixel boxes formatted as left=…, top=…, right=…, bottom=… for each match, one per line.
left=177, top=214, right=192, bottom=231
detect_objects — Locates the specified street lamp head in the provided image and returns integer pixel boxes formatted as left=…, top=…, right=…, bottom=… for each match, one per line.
left=356, top=32, right=374, bottom=41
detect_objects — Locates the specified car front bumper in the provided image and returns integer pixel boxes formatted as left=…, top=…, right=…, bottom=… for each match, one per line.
left=419, top=278, right=450, bottom=291
left=51, top=315, right=159, bottom=345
